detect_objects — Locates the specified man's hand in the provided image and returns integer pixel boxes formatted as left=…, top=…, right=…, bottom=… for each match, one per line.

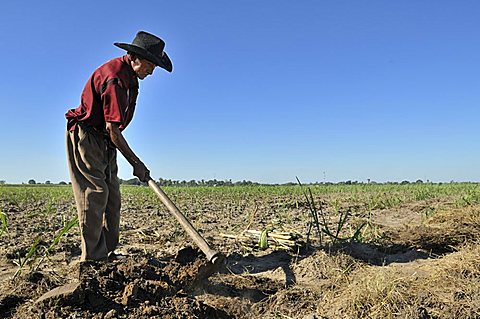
left=133, top=161, right=150, bottom=183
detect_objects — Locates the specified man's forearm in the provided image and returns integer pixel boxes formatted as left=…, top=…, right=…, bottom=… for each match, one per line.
left=105, top=122, right=150, bottom=182
left=105, top=122, right=140, bottom=166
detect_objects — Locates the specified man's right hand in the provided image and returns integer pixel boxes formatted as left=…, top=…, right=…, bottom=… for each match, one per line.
left=133, top=161, right=150, bottom=183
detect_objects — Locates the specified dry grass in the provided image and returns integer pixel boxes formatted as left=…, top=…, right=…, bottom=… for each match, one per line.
left=318, top=229, right=480, bottom=318
left=310, top=206, right=480, bottom=318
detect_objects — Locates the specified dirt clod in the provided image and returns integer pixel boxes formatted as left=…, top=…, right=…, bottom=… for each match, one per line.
left=6, top=247, right=235, bottom=318
left=121, top=282, right=138, bottom=305
left=35, top=282, right=83, bottom=306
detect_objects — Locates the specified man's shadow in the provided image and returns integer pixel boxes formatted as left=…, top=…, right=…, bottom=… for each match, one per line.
left=198, top=249, right=304, bottom=302
left=221, top=250, right=301, bottom=287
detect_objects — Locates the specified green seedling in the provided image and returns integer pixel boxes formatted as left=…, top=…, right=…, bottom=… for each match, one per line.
left=0, top=209, right=8, bottom=236
left=258, top=229, right=269, bottom=250
left=34, top=215, right=78, bottom=271
left=296, top=177, right=322, bottom=245
left=296, top=177, right=367, bottom=246
left=13, top=237, right=41, bottom=279
left=350, top=222, right=367, bottom=243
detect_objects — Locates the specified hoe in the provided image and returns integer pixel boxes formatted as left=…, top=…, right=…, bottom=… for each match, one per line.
left=146, top=177, right=225, bottom=272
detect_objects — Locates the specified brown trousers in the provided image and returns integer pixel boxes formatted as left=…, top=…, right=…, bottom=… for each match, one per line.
left=66, top=125, right=121, bottom=261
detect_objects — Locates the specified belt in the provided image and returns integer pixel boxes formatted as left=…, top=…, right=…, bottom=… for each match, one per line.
left=77, top=122, right=108, bottom=137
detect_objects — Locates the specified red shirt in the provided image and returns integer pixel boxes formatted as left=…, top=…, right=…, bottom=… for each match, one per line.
left=66, top=55, right=139, bottom=132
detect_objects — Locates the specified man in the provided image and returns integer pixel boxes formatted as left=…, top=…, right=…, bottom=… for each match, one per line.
left=65, top=31, right=172, bottom=261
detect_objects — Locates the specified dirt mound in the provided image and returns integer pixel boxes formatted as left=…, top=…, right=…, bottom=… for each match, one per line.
left=6, top=247, right=232, bottom=319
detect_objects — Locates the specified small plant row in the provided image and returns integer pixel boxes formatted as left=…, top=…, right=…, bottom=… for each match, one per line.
left=13, top=215, right=78, bottom=279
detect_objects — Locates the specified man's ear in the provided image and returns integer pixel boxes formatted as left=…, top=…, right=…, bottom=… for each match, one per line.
left=128, top=53, right=138, bottom=62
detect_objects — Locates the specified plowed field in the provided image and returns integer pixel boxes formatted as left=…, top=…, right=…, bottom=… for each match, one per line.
left=1, top=183, right=480, bottom=318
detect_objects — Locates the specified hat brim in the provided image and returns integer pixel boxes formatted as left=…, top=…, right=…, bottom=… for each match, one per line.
left=114, top=42, right=173, bottom=72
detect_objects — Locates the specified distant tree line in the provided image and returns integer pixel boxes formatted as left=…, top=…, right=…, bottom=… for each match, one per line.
left=0, top=178, right=460, bottom=186
left=309, top=179, right=430, bottom=185
left=118, top=178, right=444, bottom=187
left=119, top=178, right=261, bottom=187
left=21, top=179, right=70, bottom=185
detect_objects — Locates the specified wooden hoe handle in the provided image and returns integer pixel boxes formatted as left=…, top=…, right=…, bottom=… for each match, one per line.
left=147, top=179, right=222, bottom=264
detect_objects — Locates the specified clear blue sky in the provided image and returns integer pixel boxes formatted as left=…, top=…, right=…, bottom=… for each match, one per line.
left=1, top=1, right=479, bottom=184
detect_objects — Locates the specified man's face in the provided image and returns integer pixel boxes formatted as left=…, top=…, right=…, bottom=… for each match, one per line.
left=131, top=57, right=156, bottom=80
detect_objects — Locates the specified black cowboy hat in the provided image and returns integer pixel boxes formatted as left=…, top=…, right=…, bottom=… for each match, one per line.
left=114, top=31, right=173, bottom=72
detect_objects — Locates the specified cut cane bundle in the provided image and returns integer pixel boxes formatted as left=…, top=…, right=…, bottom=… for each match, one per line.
left=220, top=229, right=305, bottom=251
